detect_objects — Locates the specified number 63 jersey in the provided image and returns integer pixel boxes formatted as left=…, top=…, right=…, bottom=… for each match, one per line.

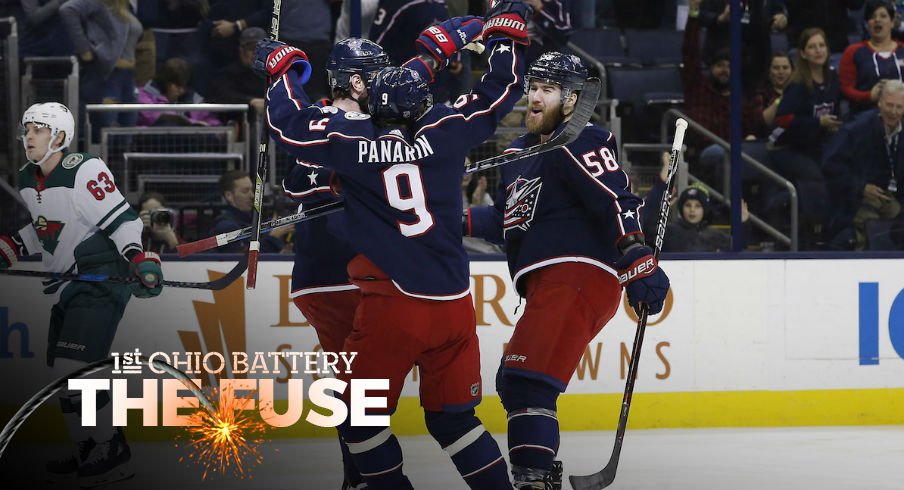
left=16, top=153, right=142, bottom=281
left=267, top=41, right=525, bottom=299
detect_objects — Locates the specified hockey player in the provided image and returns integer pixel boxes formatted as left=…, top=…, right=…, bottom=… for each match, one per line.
left=465, top=53, right=671, bottom=489
left=256, top=2, right=531, bottom=487
left=0, top=102, right=163, bottom=488
left=281, top=37, right=390, bottom=490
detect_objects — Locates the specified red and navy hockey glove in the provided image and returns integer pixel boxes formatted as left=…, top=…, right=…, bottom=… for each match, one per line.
left=416, top=16, right=485, bottom=66
left=130, top=252, right=163, bottom=298
left=253, top=39, right=311, bottom=83
left=0, top=234, right=24, bottom=270
left=615, top=246, right=670, bottom=315
left=483, top=0, right=531, bottom=47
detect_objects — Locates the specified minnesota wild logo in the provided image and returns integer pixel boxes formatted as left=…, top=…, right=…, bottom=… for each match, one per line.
left=34, top=215, right=64, bottom=254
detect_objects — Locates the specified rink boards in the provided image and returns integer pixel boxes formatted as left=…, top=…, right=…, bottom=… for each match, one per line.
left=1, top=256, right=903, bottom=437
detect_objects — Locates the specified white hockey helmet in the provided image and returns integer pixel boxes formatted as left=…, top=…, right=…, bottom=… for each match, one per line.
left=21, top=102, right=75, bottom=164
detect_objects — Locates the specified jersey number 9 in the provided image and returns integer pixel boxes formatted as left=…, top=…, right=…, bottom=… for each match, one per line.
left=382, top=164, right=434, bottom=237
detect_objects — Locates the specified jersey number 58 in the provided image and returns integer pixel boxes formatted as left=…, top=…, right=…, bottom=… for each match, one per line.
left=580, top=147, right=619, bottom=177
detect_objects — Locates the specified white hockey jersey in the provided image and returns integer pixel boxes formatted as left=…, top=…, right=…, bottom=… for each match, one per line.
left=17, top=153, right=142, bottom=284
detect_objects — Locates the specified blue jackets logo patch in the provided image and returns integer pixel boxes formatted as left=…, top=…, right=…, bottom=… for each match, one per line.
left=504, top=176, right=542, bottom=232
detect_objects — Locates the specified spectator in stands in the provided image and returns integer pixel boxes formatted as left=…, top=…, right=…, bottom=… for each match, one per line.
left=207, top=27, right=268, bottom=114
left=196, top=0, right=272, bottom=95
left=277, top=0, right=332, bottom=101
left=61, top=0, right=143, bottom=133
left=770, top=28, right=841, bottom=247
left=697, top=0, right=785, bottom=91
left=334, top=0, right=379, bottom=42
left=137, top=192, right=183, bottom=253
left=760, top=52, right=793, bottom=126
left=683, top=0, right=766, bottom=185
left=839, top=0, right=904, bottom=114
left=461, top=168, right=503, bottom=254
left=19, top=0, right=71, bottom=58
left=209, top=170, right=288, bottom=253
left=136, top=57, right=221, bottom=127
left=824, top=79, right=904, bottom=249
left=524, top=0, right=573, bottom=64
left=643, top=154, right=748, bottom=252
left=784, top=0, right=865, bottom=54
left=369, top=0, right=448, bottom=66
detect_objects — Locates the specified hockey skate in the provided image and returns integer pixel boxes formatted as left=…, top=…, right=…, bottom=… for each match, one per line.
left=45, top=438, right=96, bottom=480
left=77, top=429, right=134, bottom=489
left=513, top=460, right=563, bottom=490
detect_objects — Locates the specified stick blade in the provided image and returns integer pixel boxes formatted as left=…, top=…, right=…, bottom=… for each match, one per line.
left=569, top=467, right=616, bottom=490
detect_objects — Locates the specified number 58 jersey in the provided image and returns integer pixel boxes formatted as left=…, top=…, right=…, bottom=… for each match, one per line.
left=16, top=153, right=142, bottom=281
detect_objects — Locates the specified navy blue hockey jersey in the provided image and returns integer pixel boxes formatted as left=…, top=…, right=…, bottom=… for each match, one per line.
left=282, top=160, right=358, bottom=296
left=369, top=0, right=449, bottom=65
left=267, top=40, right=525, bottom=299
left=467, top=123, right=644, bottom=294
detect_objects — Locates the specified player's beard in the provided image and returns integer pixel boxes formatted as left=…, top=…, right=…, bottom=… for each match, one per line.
left=526, top=104, right=566, bottom=136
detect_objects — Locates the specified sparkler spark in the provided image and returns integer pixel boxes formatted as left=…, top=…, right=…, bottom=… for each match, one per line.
left=178, top=386, right=269, bottom=480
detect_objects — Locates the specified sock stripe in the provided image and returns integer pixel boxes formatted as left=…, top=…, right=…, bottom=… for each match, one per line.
left=461, top=455, right=505, bottom=478
left=510, top=443, right=556, bottom=454
left=360, top=460, right=403, bottom=477
left=443, top=425, right=485, bottom=457
left=346, top=427, right=392, bottom=455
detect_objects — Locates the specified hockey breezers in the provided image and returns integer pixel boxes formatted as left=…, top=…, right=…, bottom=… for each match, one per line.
left=465, top=76, right=602, bottom=174
left=569, top=118, right=688, bottom=490
left=0, top=254, right=248, bottom=290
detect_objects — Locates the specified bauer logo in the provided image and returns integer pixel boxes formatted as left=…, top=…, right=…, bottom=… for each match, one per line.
left=858, top=282, right=904, bottom=365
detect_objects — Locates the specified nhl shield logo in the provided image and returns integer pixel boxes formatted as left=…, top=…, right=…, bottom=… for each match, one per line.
left=470, top=383, right=480, bottom=397
left=503, top=176, right=543, bottom=233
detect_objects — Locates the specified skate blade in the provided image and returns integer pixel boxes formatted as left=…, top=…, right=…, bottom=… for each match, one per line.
left=78, top=462, right=135, bottom=489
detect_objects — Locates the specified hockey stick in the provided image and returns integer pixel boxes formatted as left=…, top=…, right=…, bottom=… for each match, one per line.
left=464, top=77, right=601, bottom=174
left=569, top=118, right=688, bottom=490
left=177, top=79, right=601, bottom=258
left=0, top=355, right=214, bottom=460
left=0, top=254, right=248, bottom=290
left=176, top=200, right=345, bottom=257
left=247, top=0, right=283, bottom=290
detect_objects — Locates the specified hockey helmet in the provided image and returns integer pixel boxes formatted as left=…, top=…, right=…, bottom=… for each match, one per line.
left=367, top=67, right=433, bottom=123
left=525, top=51, right=588, bottom=101
left=326, top=38, right=391, bottom=92
left=20, top=102, right=75, bottom=165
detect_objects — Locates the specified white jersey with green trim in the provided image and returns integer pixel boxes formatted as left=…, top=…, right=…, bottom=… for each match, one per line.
left=16, top=152, right=142, bottom=275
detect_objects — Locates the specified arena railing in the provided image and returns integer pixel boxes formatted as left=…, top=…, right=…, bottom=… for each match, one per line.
left=1, top=18, right=20, bottom=180
left=660, top=108, right=799, bottom=251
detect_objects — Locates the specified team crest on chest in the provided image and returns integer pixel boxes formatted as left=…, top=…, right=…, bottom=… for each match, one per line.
left=503, top=176, right=543, bottom=233
left=61, top=153, right=84, bottom=169
left=33, top=215, right=65, bottom=254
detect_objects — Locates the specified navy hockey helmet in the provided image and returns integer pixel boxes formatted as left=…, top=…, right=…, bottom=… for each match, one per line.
left=525, top=51, right=588, bottom=101
left=367, top=67, right=433, bottom=123
left=326, top=38, right=390, bottom=92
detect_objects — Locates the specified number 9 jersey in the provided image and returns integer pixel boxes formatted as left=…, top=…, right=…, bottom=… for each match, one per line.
left=16, top=153, right=142, bottom=289
left=266, top=40, right=525, bottom=299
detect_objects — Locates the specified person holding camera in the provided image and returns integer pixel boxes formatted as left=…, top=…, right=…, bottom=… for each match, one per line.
left=137, top=192, right=182, bottom=253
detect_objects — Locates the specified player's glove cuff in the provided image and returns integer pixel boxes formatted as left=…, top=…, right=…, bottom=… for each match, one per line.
left=253, top=40, right=312, bottom=83
left=130, top=251, right=163, bottom=297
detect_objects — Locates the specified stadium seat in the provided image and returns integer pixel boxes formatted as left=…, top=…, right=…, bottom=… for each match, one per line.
left=625, top=29, right=685, bottom=66
left=608, top=66, right=684, bottom=141
left=569, top=29, right=633, bottom=66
